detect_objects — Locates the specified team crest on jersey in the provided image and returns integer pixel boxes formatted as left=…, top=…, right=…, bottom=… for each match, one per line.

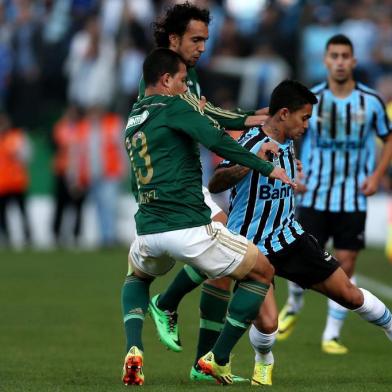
left=133, top=131, right=143, bottom=141
left=126, top=110, right=149, bottom=129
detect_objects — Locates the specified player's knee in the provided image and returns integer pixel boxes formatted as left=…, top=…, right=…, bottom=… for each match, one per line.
left=206, top=277, right=232, bottom=291
left=255, top=252, right=275, bottom=281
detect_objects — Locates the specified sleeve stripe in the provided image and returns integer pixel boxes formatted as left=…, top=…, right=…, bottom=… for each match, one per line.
left=179, top=94, right=202, bottom=114
left=204, top=102, right=246, bottom=119
left=179, top=93, right=222, bottom=129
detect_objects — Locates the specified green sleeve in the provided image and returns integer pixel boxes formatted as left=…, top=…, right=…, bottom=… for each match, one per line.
left=169, top=95, right=274, bottom=177
left=203, top=101, right=248, bottom=129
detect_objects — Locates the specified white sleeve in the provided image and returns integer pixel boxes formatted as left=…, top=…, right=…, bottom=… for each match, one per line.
left=202, top=186, right=222, bottom=218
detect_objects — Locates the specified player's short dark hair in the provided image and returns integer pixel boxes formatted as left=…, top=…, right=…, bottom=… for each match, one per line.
left=269, top=80, right=318, bottom=115
left=153, top=1, right=210, bottom=47
left=143, top=48, right=185, bottom=87
left=325, top=34, right=354, bottom=53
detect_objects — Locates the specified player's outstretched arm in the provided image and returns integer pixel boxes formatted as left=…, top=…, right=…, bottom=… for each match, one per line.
left=208, top=142, right=281, bottom=193
left=209, top=165, right=250, bottom=193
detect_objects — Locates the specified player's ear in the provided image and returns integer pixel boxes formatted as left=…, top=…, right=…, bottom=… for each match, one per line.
left=279, top=108, right=289, bottom=121
left=169, top=33, right=180, bottom=49
left=162, top=72, right=172, bottom=88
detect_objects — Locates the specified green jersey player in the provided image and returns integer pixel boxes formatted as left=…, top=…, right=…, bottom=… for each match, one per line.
left=121, top=48, right=295, bottom=386
left=139, top=3, right=276, bottom=384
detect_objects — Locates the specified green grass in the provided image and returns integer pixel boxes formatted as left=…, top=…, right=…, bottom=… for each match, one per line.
left=0, top=247, right=391, bottom=391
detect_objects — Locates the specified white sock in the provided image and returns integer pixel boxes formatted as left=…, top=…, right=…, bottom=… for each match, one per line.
left=354, top=288, right=392, bottom=340
left=322, top=299, right=348, bottom=341
left=287, top=281, right=304, bottom=313
left=322, top=276, right=356, bottom=341
left=249, top=324, right=277, bottom=365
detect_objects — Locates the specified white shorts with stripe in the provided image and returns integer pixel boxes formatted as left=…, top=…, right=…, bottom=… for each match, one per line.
left=129, top=221, right=257, bottom=280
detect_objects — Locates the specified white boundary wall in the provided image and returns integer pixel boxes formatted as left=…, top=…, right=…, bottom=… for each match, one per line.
left=3, top=193, right=389, bottom=249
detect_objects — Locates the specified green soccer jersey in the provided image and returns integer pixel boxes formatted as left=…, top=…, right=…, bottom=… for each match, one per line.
left=138, top=67, right=253, bottom=130
left=125, top=93, right=274, bottom=235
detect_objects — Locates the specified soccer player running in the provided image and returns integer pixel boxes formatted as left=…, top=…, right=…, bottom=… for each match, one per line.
left=140, top=1, right=273, bottom=383
left=208, top=79, right=392, bottom=384
left=277, top=34, right=392, bottom=354
left=121, top=48, right=295, bottom=386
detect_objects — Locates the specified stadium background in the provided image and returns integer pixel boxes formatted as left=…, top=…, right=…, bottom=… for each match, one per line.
left=0, top=1, right=392, bottom=391
left=0, top=0, right=391, bottom=248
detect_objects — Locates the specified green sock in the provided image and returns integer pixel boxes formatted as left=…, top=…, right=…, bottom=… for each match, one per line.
left=158, top=265, right=206, bottom=312
left=122, top=273, right=152, bottom=352
left=212, top=280, right=269, bottom=365
left=194, top=283, right=230, bottom=367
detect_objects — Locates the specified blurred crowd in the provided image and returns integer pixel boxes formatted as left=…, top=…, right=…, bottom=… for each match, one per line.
left=1, top=0, right=392, bottom=249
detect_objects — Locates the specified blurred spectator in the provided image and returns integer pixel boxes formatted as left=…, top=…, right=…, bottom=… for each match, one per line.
left=213, top=16, right=251, bottom=57
left=0, top=1, right=12, bottom=108
left=65, top=13, right=116, bottom=109
left=7, top=0, right=43, bottom=128
left=40, top=0, right=72, bottom=106
left=81, top=106, right=125, bottom=247
left=373, top=11, right=392, bottom=74
left=52, top=105, right=87, bottom=247
left=340, top=2, right=379, bottom=85
left=116, top=35, right=144, bottom=117
left=300, top=4, right=339, bottom=84
left=0, top=112, right=32, bottom=247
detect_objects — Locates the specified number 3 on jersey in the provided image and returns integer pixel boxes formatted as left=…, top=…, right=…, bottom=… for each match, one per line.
left=127, top=131, right=153, bottom=185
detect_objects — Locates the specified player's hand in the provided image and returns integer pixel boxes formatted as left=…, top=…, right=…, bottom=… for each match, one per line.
left=295, top=159, right=303, bottom=174
left=269, top=167, right=297, bottom=189
left=257, top=142, right=279, bottom=160
left=360, top=175, right=379, bottom=196
left=255, top=107, right=269, bottom=116
left=245, top=114, right=269, bottom=127
left=199, top=96, right=207, bottom=112
left=295, top=181, right=307, bottom=194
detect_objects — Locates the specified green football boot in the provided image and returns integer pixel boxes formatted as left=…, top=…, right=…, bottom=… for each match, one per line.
left=149, top=294, right=182, bottom=352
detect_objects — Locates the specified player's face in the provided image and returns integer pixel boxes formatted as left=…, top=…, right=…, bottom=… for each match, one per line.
left=169, top=20, right=209, bottom=67
left=324, top=44, right=356, bottom=84
left=167, top=62, right=188, bottom=95
left=285, top=104, right=313, bottom=140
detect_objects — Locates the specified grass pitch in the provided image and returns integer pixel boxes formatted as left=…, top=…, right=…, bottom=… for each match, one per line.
left=0, top=247, right=391, bottom=391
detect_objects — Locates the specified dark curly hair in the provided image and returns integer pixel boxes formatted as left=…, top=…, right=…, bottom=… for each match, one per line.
left=153, top=2, right=210, bottom=48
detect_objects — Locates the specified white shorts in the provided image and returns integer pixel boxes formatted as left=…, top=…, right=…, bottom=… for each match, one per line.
left=129, top=221, right=258, bottom=280
left=202, top=186, right=222, bottom=218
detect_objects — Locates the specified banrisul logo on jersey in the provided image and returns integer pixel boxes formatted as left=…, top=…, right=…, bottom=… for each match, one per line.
left=126, top=110, right=149, bottom=130
left=259, top=184, right=292, bottom=200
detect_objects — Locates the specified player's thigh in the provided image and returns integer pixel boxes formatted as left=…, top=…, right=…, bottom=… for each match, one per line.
left=331, top=211, right=366, bottom=251
left=163, top=222, right=257, bottom=280
left=297, top=207, right=329, bottom=247
left=128, top=234, right=176, bottom=278
left=334, top=248, right=359, bottom=276
left=269, top=233, right=340, bottom=289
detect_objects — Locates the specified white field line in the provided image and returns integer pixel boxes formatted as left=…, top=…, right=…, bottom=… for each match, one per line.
left=356, top=274, right=392, bottom=301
